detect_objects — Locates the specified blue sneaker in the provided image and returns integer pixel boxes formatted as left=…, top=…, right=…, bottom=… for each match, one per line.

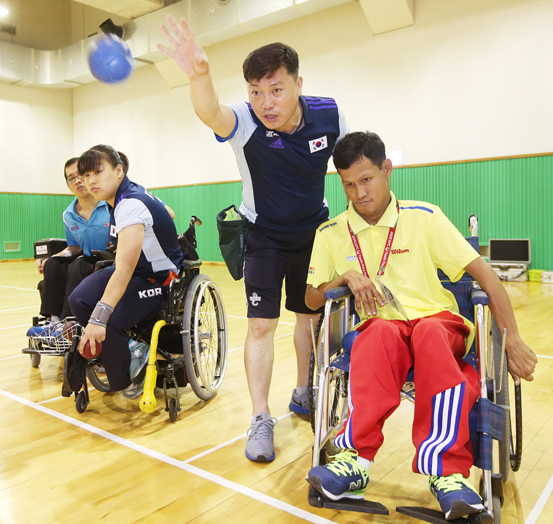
left=289, top=388, right=309, bottom=415
left=129, top=340, right=150, bottom=384
left=429, top=473, right=484, bottom=520
left=27, top=319, right=55, bottom=338
left=307, top=450, right=369, bottom=501
left=27, top=325, right=47, bottom=337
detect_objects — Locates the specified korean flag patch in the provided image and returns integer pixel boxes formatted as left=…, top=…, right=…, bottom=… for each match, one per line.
left=110, top=224, right=117, bottom=238
left=309, top=135, right=328, bottom=153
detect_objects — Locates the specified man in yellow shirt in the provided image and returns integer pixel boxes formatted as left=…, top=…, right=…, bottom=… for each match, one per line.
left=305, top=131, right=537, bottom=520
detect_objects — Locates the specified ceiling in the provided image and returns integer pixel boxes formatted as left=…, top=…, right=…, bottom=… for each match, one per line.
left=0, top=0, right=416, bottom=88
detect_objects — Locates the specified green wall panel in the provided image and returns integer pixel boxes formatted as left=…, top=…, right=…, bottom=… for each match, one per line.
left=387, top=155, right=552, bottom=270
left=2, top=154, right=551, bottom=269
left=151, top=182, right=242, bottom=263
left=0, top=193, right=73, bottom=260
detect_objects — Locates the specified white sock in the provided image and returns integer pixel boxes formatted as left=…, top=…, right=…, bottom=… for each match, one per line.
left=51, top=315, right=60, bottom=323
left=357, top=455, right=372, bottom=473
left=295, top=386, right=307, bottom=395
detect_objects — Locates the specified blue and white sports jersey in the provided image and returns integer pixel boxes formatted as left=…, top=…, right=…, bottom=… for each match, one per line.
left=63, top=200, right=110, bottom=256
left=217, top=96, right=349, bottom=231
left=109, top=176, right=183, bottom=277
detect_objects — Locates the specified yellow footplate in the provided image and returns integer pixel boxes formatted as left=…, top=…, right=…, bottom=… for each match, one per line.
left=139, top=319, right=166, bottom=413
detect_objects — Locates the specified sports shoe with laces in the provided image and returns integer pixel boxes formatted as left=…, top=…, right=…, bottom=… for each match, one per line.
left=289, top=387, right=309, bottom=415
left=245, top=413, right=277, bottom=462
left=307, top=449, right=369, bottom=501
left=121, top=381, right=144, bottom=400
left=429, top=473, right=484, bottom=520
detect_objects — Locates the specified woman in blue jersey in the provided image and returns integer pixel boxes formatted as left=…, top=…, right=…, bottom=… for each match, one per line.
left=68, top=145, right=183, bottom=398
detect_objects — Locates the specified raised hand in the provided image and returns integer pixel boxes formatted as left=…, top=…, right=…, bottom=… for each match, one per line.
left=158, top=15, right=210, bottom=79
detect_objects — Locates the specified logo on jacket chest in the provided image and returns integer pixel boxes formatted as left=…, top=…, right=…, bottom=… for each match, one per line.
left=309, top=136, right=328, bottom=153
left=110, top=225, right=117, bottom=237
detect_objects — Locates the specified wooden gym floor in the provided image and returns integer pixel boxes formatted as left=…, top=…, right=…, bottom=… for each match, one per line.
left=0, top=260, right=552, bottom=524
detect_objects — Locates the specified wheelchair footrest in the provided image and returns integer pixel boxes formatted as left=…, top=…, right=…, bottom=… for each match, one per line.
left=396, top=506, right=493, bottom=524
left=308, top=487, right=389, bottom=514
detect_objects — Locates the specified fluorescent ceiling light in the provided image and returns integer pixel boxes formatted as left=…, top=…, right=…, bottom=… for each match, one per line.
left=0, top=7, right=8, bottom=17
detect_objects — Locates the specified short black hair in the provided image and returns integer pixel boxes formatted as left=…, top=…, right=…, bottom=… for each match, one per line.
left=333, top=131, right=386, bottom=171
left=64, top=157, right=79, bottom=180
left=242, top=42, right=299, bottom=83
left=78, top=144, right=129, bottom=177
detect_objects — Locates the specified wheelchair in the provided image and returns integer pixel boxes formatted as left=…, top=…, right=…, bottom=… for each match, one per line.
left=307, top=216, right=522, bottom=524
left=26, top=217, right=229, bottom=423
left=22, top=247, right=116, bottom=369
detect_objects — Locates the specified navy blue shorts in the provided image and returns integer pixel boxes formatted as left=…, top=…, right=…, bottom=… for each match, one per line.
left=243, top=225, right=323, bottom=318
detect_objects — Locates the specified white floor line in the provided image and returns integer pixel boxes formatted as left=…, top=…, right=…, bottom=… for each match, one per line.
left=0, top=305, right=39, bottom=313
left=0, top=388, right=332, bottom=524
left=537, top=354, right=553, bottom=359
left=37, top=387, right=96, bottom=404
left=229, top=331, right=294, bottom=353
left=0, top=323, right=31, bottom=331
left=524, top=472, right=553, bottom=524
left=182, top=412, right=293, bottom=464
left=0, top=354, right=26, bottom=361
left=0, top=285, right=37, bottom=292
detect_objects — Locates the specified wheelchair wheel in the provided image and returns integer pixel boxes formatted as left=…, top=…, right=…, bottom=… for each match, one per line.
left=182, top=274, right=228, bottom=401
left=493, top=320, right=511, bottom=483
left=308, top=314, right=325, bottom=433
left=86, top=361, right=111, bottom=393
left=168, top=397, right=178, bottom=423
left=75, top=390, right=88, bottom=413
left=307, top=313, right=349, bottom=438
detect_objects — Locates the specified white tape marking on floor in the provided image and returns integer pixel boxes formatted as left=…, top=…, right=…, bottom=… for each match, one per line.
left=524, top=472, right=553, bottom=524
left=0, top=354, right=27, bottom=361
left=0, top=305, right=39, bottom=313
left=182, top=412, right=293, bottom=464
left=0, top=388, right=333, bottom=524
left=229, top=331, right=294, bottom=353
left=0, top=323, right=31, bottom=331
left=0, top=285, right=37, bottom=292
left=536, top=354, right=553, bottom=360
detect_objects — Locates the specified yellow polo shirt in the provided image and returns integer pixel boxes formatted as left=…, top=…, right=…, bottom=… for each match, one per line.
left=307, top=192, right=480, bottom=324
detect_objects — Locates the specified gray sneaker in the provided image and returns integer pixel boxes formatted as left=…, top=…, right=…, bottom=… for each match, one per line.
left=289, top=388, right=309, bottom=415
left=129, top=340, right=150, bottom=384
left=245, top=413, right=277, bottom=462
left=121, top=380, right=144, bottom=399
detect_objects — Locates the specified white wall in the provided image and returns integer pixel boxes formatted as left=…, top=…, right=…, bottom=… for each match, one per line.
left=71, top=0, right=553, bottom=189
left=2, top=0, right=551, bottom=193
left=0, top=82, right=73, bottom=193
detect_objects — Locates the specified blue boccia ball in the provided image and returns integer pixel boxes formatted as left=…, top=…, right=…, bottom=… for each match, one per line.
left=88, top=34, right=135, bottom=84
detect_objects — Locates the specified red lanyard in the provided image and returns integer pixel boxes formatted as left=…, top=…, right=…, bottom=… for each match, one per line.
left=347, top=203, right=399, bottom=279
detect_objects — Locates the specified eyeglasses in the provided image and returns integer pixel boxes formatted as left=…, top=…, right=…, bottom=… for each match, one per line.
left=66, top=174, right=85, bottom=185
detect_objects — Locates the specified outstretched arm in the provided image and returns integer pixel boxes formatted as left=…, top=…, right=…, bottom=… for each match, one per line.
left=465, top=257, right=537, bottom=384
left=306, top=270, right=385, bottom=317
left=158, top=15, right=236, bottom=138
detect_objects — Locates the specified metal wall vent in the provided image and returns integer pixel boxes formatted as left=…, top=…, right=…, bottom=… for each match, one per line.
left=0, top=24, right=16, bottom=35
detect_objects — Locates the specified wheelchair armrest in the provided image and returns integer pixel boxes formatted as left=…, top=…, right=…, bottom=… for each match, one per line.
left=91, top=250, right=115, bottom=261
left=471, top=288, right=489, bottom=306
left=323, top=286, right=352, bottom=300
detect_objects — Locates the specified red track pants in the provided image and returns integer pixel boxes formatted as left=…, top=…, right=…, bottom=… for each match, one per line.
left=334, top=311, right=479, bottom=477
